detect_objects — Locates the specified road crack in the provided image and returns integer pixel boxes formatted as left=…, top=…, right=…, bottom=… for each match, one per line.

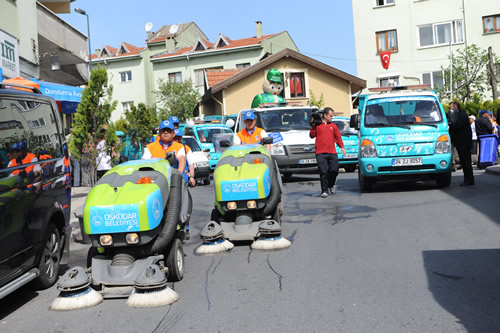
left=205, top=258, right=215, bottom=311
left=266, top=255, right=284, bottom=291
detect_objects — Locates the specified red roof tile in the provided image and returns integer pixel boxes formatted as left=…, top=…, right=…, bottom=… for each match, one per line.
left=147, top=37, right=166, bottom=44
left=152, top=33, right=277, bottom=60
left=103, top=45, right=117, bottom=56
left=206, top=68, right=245, bottom=87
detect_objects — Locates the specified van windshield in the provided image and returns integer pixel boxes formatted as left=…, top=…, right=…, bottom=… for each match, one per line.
left=364, top=97, right=442, bottom=128
left=256, top=108, right=313, bottom=132
left=333, top=119, right=358, bottom=136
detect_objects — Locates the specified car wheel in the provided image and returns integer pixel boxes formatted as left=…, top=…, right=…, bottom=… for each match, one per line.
left=358, top=170, right=374, bottom=192
left=32, top=224, right=61, bottom=289
left=166, top=238, right=184, bottom=282
left=436, top=171, right=451, bottom=187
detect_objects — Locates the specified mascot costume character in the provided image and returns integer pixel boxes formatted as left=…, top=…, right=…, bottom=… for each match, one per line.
left=251, top=68, right=286, bottom=108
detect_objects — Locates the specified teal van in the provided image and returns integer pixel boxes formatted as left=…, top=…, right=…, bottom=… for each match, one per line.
left=332, top=116, right=358, bottom=172
left=350, top=86, right=452, bottom=191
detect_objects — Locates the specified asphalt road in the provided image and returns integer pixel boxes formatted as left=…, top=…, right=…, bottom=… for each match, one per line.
left=2, top=169, right=500, bottom=333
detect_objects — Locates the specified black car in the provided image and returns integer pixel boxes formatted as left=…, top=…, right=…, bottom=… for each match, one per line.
left=0, top=83, right=71, bottom=299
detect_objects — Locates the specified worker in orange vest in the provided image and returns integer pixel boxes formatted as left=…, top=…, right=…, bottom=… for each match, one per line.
left=234, top=111, right=271, bottom=150
left=142, top=120, right=186, bottom=173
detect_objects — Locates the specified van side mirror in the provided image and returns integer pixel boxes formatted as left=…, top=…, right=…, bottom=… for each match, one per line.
left=261, top=137, right=273, bottom=145
left=166, top=152, right=177, bottom=166
left=350, top=114, right=359, bottom=130
left=220, top=140, right=231, bottom=148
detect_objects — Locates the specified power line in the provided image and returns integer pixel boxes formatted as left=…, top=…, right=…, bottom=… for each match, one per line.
left=301, top=50, right=449, bottom=63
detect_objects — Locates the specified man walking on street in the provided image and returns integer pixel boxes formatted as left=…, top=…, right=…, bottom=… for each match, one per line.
left=310, top=107, right=346, bottom=198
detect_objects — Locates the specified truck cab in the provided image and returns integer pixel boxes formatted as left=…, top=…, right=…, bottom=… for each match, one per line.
left=351, top=85, right=452, bottom=191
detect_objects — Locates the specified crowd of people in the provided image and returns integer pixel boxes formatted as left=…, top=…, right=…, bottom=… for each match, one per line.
left=449, top=104, right=499, bottom=186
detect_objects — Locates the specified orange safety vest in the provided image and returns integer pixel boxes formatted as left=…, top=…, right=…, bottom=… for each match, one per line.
left=146, top=139, right=185, bottom=159
left=237, top=127, right=265, bottom=144
left=10, top=153, right=36, bottom=175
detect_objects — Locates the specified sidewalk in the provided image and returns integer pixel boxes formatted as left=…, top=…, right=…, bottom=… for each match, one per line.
left=485, top=165, right=500, bottom=176
left=70, top=186, right=91, bottom=241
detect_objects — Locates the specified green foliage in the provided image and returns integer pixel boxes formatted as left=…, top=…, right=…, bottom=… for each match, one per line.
left=68, top=65, right=117, bottom=185
left=113, top=117, right=131, bottom=134
left=439, top=44, right=498, bottom=103
left=309, top=90, right=325, bottom=109
left=155, top=78, right=201, bottom=122
left=442, top=95, right=500, bottom=118
left=124, top=102, right=159, bottom=148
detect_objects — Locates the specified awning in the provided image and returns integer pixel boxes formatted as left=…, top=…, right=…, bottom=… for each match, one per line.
left=1, top=77, right=83, bottom=113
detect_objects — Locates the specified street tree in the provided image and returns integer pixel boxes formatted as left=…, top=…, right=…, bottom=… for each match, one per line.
left=309, top=90, right=325, bottom=109
left=155, top=78, right=201, bottom=122
left=68, top=66, right=118, bottom=185
left=439, top=44, right=497, bottom=103
left=124, top=102, right=159, bottom=148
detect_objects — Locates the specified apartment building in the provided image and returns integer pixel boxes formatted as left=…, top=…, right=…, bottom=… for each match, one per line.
left=91, top=22, right=298, bottom=121
left=352, top=0, right=500, bottom=97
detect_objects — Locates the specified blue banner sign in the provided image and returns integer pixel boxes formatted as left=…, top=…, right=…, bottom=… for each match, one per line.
left=89, top=204, right=140, bottom=234
left=268, top=132, right=283, bottom=143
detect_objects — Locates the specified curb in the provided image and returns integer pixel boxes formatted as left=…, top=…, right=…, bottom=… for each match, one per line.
left=485, top=165, right=500, bottom=176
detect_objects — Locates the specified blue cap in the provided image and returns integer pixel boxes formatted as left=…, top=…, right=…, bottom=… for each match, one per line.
left=169, top=116, right=179, bottom=124
left=159, top=120, right=174, bottom=130
left=174, top=129, right=183, bottom=137
left=12, top=141, right=26, bottom=150
left=243, top=111, right=256, bottom=120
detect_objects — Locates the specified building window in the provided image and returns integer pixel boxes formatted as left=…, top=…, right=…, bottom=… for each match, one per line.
left=422, top=71, right=444, bottom=89
left=483, top=15, right=500, bottom=33
left=28, top=117, right=46, bottom=129
left=379, top=76, right=400, bottom=87
left=418, top=20, right=464, bottom=47
left=236, top=63, right=250, bottom=69
left=375, top=0, right=394, bottom=7
left=122, top=101, right=132, bottom=112
left=289, top=73, right=305, bottom=98
left=376, top=30, right=398, bottom=52
left=169, top=72, right=182, bottom=83
left=120, top=71, right=132, bottom=82
left=194, top=69, right=204, bottom=86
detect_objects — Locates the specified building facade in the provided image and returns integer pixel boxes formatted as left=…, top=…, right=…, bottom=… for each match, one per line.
left=352, top=0, right=500, bottom=98
left=91, top=22, right=299, bottom=121
left=200, top=48, right=366, bottom=117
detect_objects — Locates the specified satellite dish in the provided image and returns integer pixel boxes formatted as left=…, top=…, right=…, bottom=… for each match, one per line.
left=169, top=24, right=179, bottom=35
left=145, top=22, right=153, bottom=32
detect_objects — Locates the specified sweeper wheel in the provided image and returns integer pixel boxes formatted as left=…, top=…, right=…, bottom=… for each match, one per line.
left=166, top=238, right=184, bottom=282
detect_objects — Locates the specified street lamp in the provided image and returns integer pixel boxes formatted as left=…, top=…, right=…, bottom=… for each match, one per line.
left=74, top=7, right=92, bottom=74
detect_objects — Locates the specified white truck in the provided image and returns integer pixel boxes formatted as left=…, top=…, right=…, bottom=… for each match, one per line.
left=234, top=106, right=319, bottom=177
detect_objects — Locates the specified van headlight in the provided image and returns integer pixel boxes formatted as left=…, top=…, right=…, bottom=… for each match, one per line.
left=360, top=139, right=377, bottom=157
left=196, top=161, right=209, bottom=168
left=270, top=142, right=285, bottom=155
left=435, top=134, right=450, bottom=154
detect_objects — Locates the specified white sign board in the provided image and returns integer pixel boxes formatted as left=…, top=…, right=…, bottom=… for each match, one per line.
left=0, top=29, right=20, bottom=78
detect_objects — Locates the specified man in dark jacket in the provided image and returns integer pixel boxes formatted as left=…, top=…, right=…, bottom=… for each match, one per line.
left=448, top=101, right=474, bottom=186
left=310, top=107, right=346, bottom=198
left=475, top=109, right=494, bottom=168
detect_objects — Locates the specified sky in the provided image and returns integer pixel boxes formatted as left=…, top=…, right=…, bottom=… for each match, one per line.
left=59, top=0, right=358, bottom=76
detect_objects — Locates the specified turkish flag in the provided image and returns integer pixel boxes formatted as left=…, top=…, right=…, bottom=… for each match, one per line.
left=380, top=51, right=391, bottom=69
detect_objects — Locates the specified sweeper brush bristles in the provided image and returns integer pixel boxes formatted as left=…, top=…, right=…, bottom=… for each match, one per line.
left=251, top=236, right=291, bottom=250
left=196, top=239, right=234, bottom=254
left=50, top=286, right=103, bottom=311
left=126, top=286, right=179, bottom=308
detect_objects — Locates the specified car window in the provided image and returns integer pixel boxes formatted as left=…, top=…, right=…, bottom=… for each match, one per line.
left=196, top=127, right=232, bottom=143
left=182, top=137, right=202, bottom=151
left=0, top=97, right=62, bottom=177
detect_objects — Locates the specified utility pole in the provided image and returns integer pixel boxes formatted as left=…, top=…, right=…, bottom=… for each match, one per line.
left=449, top=42, right=453, bottom=100
left=488, top=46, right=498, bottom=100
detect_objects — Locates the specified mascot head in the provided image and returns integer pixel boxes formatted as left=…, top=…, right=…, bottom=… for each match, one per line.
left=262, top=68, right=283, bottom=96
